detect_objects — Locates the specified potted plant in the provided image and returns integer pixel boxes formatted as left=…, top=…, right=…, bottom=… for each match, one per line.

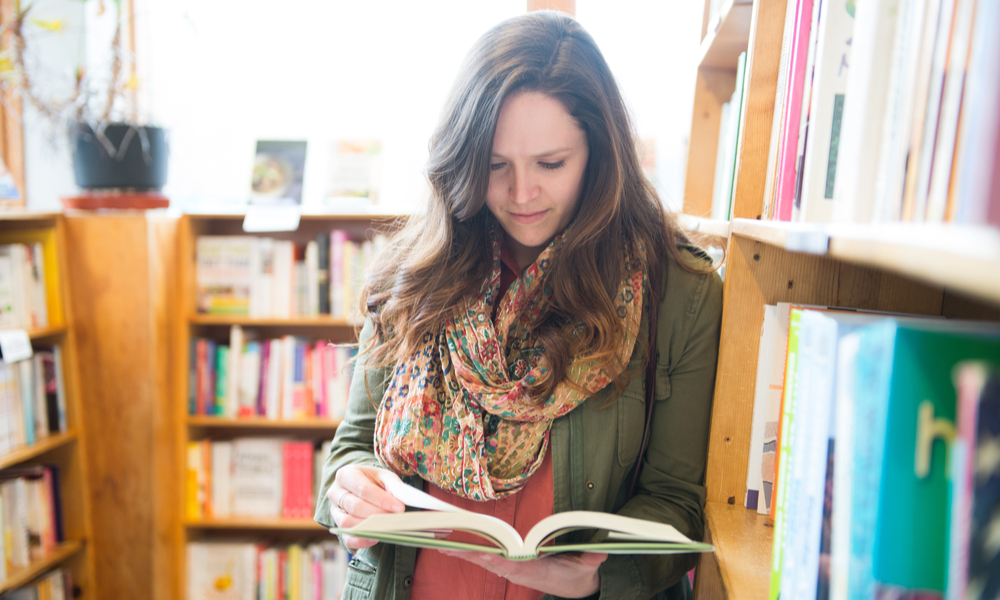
left=1, top=0, right=168, bottom=196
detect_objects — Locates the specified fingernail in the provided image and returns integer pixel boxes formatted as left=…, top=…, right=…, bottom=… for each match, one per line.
left=393, top=502, right=405, bottom=512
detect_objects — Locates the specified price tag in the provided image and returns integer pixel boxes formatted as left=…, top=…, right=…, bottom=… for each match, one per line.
left=243, top=205, right=301, bottom=233
left=0, top=329, right=33, bottom=363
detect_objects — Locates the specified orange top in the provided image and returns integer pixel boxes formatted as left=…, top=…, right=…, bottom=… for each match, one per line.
left=410, top=235, right=553, bottom=600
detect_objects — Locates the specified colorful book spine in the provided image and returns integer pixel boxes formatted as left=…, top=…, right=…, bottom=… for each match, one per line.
left=774, top=0, right=815, bottom=221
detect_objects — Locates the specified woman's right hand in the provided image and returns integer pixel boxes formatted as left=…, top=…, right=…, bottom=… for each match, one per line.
left=328, top=465, right=406, bottom=550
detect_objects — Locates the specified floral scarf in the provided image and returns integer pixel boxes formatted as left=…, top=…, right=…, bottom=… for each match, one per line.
left=374, top=226, right=645, bottom=500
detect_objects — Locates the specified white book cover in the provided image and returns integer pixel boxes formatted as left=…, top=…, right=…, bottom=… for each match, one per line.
left=210, top=442, right=232, bottom=518
left=9, top=245, right=28, bottom=328
left=0, top=248, right=16, bottom=329
left=711, top=101, right=732, bottom=221
left=272, top=241, right=294, bottom=318
left=831, top=0, right=901, bottom=223
left=187, top=542, right=257, bottom=600
left=305, top=240, right=319, bottom=317
left=830, top=333, right=860, bottom=600
left=797, top=0, right=855, bottom=222
left=248, top=237, right=272, bottom=318
left=196, top=236, right=255, bottom=315
left=0, top=364, right=10, bottom=455
left=760, top=303, right=792, bottom=515
left=871, top=0, right=930, bottom=222
left=265, top=339, right=282, bottom=420
left=231, top=438, right=284, bottom=517
left=227, top=325, right=244, bottom=419
left=238, top=342, right=261, bottom=418
left=321, top=542, right=347, bottom=600
left=29, top=243, right=47, bottom=328
left=745, top=305, right=775, bottom=511
left=17, top=360, right=34, bottom=447
left=280, top=336, right=296, bottom=420
left=330, top=231, right=347, bottom=318
left=924, top=0, right=976, bottom=222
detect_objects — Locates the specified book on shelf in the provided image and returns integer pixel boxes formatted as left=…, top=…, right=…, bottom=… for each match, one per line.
left=0, top=349, right=68, bottom=456
left=188, top=327, right=355, bottom=421
left=0, top=243, right=48, bottom=330
left=2, top=568, right=71, bottom=600
left=710, top=51, right=748, bottom=221
left=187, top=437, right=320, bottom=520
left=947, top=362, right=1000, bottom=600
left=187, top=541, right=346, bottom=600
left=332, top=478, right=713, bottom=561
left=758, top=0, right=999, bottom=227
left=195, top=231, right=386, bottom=319
left=0, top=465, right=65, bottom=580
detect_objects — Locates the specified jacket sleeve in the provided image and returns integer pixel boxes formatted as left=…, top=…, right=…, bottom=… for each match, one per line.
left=314, top=317, right=393, bottom=528
left=595, top=258, right=724, bottom=599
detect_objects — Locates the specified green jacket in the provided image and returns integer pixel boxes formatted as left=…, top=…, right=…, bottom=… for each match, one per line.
left=314, top=247, right=723, bottom=600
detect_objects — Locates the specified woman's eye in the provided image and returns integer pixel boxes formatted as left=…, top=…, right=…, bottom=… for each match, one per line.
left=540, top=161, right=565, bottom=170
left=490, top=163, right=505, bottom=171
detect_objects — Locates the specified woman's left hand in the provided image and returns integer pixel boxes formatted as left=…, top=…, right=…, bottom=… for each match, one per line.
left=439, top=550, right=607, bottom=598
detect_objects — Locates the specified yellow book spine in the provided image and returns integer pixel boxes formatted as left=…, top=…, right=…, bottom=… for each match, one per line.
left=185, top=442, right=203, bottom=519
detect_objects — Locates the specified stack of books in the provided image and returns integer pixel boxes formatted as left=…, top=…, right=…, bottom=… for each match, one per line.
left=0, top=349, right=68, bottom=455
left=0, top=465, right=65, bottom=582
left=1, top=568, right=71, bottom=600
left=0, top=243, right=48, bottom=330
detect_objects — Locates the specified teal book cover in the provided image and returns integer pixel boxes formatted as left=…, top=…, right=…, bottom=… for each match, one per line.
left=856, top=321, right=1000, bottom=596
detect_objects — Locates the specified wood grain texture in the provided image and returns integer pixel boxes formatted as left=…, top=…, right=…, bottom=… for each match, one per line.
left=699, top=1, right=753, bottom=70
left=683, top=68, right=737, bottom=218
left=703, top=502, right=772, bottom=600
left=65, top=214, right=164, bottom=600
left=730, top=0, right=788, bottom=220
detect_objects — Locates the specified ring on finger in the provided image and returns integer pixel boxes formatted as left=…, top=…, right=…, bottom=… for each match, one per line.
left=336, top=490, right=350, bottom=513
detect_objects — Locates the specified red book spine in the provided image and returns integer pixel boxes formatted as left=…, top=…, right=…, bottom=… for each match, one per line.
left=301, top=442, right=314, bottom=519
left=282, top=442, right=295, bottom=519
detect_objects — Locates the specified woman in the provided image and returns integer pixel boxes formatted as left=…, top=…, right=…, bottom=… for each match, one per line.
left=314, top=11, right=722, bottom=600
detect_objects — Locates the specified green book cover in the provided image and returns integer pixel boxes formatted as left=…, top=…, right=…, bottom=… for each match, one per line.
left=215, top=345, right=228, bottom=417
left=854, top=321, right=1000, bottom=594
left=770, top=308, right=805, bottom=600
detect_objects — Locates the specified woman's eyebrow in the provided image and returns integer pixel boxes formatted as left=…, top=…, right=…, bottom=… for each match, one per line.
left=491, top=147, right=575, bottom=159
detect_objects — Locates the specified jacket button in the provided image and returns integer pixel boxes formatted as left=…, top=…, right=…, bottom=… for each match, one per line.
left=404, top=576, right=413, bottom=588
left=587, top=481, right=595, bottom=490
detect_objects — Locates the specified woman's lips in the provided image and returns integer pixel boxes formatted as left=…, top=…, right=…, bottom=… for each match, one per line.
left=509, top=210, right=548, bottom=224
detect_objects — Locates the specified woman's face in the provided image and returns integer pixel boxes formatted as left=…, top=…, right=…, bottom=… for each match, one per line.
left=486, top=91, right=589, bottom=269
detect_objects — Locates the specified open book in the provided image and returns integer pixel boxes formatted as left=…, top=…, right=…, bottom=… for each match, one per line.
left=329, top=476, right=714, bottom=561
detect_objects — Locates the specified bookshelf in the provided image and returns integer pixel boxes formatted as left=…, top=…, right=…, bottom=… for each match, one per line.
left=0, top=213, right=96, bottom=598
left=685, top=1, right=1000, bottom=598
left=169, top=212, right=401, bottom=600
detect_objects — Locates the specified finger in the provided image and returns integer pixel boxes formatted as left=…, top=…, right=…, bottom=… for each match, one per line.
left=339, top=534, right=378, bottom=550
left=337, top=469, right=405, bottom=513
left=576, top=552, right=608, bottom=567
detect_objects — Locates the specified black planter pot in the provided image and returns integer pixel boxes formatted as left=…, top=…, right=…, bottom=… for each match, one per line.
left=71, top=123, right=169, bottom=191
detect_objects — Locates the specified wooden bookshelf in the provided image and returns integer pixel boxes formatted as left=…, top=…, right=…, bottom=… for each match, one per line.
left=167, top=213, right=390, bottom=600
left=684, top=1, right=1000, bottom=598
left=0, top=431, right=78, bottom=471
left=698, top=0, right=753, bottom=69
left=0, top=541, right=84, bottom=595
left=0, top=214, right=96, bottom=599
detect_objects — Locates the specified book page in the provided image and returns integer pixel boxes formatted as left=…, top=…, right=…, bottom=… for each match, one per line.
left=522, top=511, right=695, bottom=552
left=342, top=510, right=524, bottom=555
left=378, top=475, right=465, bottom=513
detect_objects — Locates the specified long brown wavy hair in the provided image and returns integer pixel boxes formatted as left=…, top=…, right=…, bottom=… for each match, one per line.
left=362, top=11, right=711, bottom=403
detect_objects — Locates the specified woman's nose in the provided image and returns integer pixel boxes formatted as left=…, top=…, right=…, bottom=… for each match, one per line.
left=510, top=168, right=539, bottom=204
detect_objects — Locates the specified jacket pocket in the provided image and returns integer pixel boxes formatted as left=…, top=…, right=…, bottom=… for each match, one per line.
left=618, top=386, right=646, bottom=467
left=343, top=554, right=377, bottom=597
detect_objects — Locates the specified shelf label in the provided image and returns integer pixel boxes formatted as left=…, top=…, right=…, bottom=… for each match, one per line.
left=0, top=329, right=33, bottom=363
left=243, top=206, right=301, bottom=233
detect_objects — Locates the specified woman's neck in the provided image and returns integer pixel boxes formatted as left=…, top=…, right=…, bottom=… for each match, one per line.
left=503, top=231, right=545, bottom=272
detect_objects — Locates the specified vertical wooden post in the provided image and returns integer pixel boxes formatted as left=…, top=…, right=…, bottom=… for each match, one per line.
left=527, top=0, right=575, bottom=15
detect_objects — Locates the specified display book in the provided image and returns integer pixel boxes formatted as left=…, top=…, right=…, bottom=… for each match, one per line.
left=331, top=473, right=714, bottom=561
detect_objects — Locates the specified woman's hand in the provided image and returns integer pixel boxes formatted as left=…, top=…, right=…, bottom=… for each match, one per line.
left=439, top=550, right=607, bottom=598
left=328, top=465, right=406, bottom=550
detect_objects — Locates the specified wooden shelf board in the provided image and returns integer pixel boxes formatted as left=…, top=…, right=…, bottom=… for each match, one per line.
left=0, top=540, right=84, bottom=594
left=186, top=416, right=341, bottom=430
left=730, top=219, right=1000, bottom=305
left=0, top=431, right=78, bottom=471
left=0, top=211, right=61, bottom=223
left=27, top=325, right=69, bottom=340
left=189, top=315, right=361, bottom=327
left=185, top=518, right=326, bottom=531
left=699, top=0, right=754, bottom=70
left=705, top=502, right=772, bottom=600
left=677, top=215, right=732, bottom=239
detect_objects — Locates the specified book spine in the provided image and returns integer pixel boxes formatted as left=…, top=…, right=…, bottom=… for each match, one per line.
left=212, top=342, right=225, bottom=417
left=774, top=0, right=815, bottom=222
left=316, top=234, right=330, bottom=315
left=18, top=360, right=34, bottom=447
left=830, top=333, right=861, bottom=600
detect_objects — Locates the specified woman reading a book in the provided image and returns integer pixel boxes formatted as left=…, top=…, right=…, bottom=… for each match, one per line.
left=315, top=11, right=722, bottom=600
